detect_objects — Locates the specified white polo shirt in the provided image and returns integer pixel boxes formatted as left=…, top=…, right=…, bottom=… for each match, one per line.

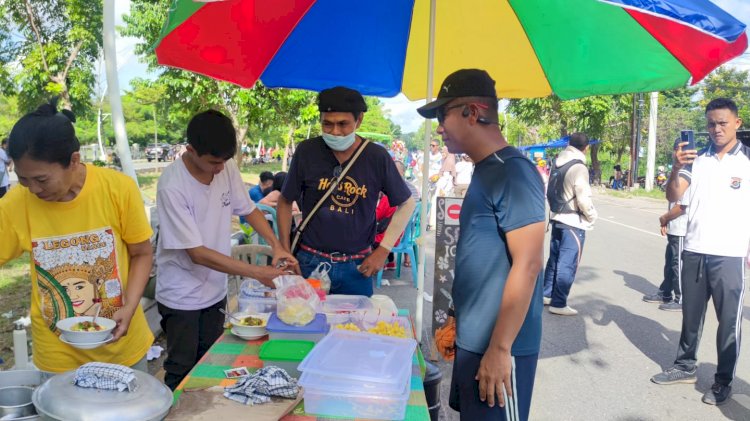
left=679, top=142, right=750, bottom=257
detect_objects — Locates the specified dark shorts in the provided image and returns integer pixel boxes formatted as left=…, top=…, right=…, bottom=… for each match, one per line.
left=449, top=347, right=538, bottom=421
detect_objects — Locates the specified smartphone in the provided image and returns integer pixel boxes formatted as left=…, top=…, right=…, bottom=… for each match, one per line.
left=680, top=130, right=695, bottom=150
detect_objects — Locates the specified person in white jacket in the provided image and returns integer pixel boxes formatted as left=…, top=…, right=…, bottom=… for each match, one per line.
left=543, top=133, right=598, bottom=316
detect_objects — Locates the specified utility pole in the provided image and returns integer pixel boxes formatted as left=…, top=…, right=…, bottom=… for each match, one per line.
left=645, top=92, right=658, bottom=191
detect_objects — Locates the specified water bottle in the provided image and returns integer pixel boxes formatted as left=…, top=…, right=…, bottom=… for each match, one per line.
left=13, top=321, right=29, bottom=369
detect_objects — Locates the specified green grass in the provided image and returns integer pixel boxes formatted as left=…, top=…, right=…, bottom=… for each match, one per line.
left=603, top=187, right=667, bottom=200
left=0, top=253, right=31, bottom=369
left=137, top=173, right=161, bottom=202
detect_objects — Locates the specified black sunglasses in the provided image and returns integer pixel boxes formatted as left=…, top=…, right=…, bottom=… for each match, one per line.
left=436, top=103, right=466, bottom=124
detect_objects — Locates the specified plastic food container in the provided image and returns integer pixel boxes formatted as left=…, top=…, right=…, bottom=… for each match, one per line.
left=332, top=315, right=412, bottom=339
left=301, top=374, right=411, bottom=420
left=267, top=313, right=329, bottom=343
left=238, top=296, right=277, bottom=314
left=258, top=340, right=315, bottom=378
left=322, top=295, right=373, bottom=313
left=298, top=329, right=416, bottom=386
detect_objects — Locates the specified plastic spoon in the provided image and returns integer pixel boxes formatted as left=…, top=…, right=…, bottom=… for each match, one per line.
left=219, top=308, right=244, bottom=324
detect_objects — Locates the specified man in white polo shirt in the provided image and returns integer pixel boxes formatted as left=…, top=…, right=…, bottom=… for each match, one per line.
left=651, top=98, right=750, bottom=406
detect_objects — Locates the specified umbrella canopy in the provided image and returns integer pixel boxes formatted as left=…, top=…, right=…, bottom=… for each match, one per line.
left=154, top=0, right=747, bottom=100
left=518, top=136, right=602, bottom=151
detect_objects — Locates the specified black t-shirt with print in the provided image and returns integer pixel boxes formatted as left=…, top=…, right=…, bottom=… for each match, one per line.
left=281, top=136, right=411, bottom=254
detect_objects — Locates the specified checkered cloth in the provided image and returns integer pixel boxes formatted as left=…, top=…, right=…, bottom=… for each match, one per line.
left=223, top=366, right=299, bottom=405
left=74, top=362, right=137, bottom=392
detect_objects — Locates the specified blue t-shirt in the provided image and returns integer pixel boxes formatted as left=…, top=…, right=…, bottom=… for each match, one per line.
left=249, top=184, right=265, bottom=202
left=281, top=137, right=411, bottom=254
left=453, top=146, right=546, bottom=356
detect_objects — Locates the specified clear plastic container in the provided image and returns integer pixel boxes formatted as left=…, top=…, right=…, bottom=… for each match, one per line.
left=301, top=374, right=411, bottom=420
left=259, top=339, right=315, bottom=379
left=299, top=362, right=410, bottom=396
left=266, top=313, right=329, bottom=343
left=238, top=296, right=277, bottom=314
left=329, top=315, right=413, bottom=339
left=322, top=295, right=374, bottom=313
left=297, top=329, right=416, bottom=386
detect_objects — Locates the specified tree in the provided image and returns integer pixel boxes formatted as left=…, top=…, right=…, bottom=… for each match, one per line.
left=0, top=0, right=102, bottom=113
left=699, top=66, right=750, bottom=123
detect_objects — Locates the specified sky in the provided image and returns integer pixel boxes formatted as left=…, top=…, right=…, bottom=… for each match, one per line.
left=114, top=0, right=750, bottom=133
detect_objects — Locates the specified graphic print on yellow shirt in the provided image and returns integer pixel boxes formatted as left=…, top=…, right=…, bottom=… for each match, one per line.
left=32, top=227, right=123, bottom=333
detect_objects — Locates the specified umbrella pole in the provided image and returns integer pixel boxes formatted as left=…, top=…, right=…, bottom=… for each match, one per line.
left=416, top=0, right=437, bottom=344
left=103, top=0, right=137, bottom=185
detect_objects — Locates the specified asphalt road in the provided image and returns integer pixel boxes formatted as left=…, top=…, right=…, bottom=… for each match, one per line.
left=382, top=190, right=750, bottom=420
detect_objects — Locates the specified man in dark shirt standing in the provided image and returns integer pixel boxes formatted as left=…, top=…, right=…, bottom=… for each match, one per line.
left=277, top=87, right=416, bottom=297
left=418, top=69, right=545, bottom=421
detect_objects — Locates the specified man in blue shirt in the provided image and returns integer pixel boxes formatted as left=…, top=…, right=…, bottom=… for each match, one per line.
left=249, top=171, right=274, bottom=202
left=418, top=69, right=545, bottom=421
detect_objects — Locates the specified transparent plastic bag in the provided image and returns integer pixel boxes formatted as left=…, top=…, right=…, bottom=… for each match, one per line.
left=273, top=275, right=321, bottom=326
left=308, top=262, right=332, bottom=293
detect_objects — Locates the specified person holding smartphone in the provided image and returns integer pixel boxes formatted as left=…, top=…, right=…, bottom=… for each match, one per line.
left=651, top=98, right=750, bottom=406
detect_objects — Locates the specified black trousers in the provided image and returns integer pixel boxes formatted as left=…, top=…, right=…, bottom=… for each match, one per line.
left=0, top=186, right=7, bottom=198
left=674, top=251, right=745, bottom=386
left=158, top=297, right=227, bottom=390
left=658, top=234, right=683, bottom=301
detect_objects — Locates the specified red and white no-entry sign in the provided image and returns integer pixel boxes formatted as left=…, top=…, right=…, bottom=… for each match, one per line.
left=444, top=198, right=463, bottom=226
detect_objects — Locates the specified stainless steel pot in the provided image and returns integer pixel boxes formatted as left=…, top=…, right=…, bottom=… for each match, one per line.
left=0, top=386, right=36, bottom=419
left=0, top=370, right=43, bottom=421
left=32, top=370, right=172, bottom=421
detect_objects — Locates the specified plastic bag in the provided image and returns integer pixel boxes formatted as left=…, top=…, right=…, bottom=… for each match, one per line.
left=308, top=262, right=332, bottom=293
left=273, top=275, right=321, bottom=326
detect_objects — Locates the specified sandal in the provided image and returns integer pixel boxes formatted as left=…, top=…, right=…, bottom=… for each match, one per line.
left=403, top=259, right=412, bottom=268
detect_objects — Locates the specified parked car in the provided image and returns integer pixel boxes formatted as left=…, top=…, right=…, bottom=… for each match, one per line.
left=145, top=143, right=171, bottom=162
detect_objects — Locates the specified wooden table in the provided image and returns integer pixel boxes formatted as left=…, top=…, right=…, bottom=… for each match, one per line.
left=171, top=310, right=431, bottom=420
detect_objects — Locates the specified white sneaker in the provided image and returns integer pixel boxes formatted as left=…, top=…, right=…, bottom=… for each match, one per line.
left=549, top=306, right=578, bottom=316
left=543, top=297, right=551, bottom=306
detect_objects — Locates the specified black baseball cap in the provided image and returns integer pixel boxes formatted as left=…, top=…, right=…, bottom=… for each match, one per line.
left=417, top=69, right=498, bottom=119
left=318, top=87, right=368, bottom=113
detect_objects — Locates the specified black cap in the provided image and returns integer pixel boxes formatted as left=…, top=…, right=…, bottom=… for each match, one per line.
left=417, top=69, right=497, bottom=119
left=318, top=87, right=368, bottom=113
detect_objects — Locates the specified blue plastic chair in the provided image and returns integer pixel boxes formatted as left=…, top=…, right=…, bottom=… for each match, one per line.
left=254, top=203, right=278, bottom=246
left=376, top=202, right=421, bottom=288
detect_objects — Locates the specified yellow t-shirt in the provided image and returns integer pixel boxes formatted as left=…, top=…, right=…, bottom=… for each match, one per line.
left=0, top=165, right=154, bottom=372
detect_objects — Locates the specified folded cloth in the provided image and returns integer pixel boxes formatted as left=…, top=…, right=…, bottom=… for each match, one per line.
left=74, top=362, right=137, bottom=392
left=223, top=366, right=299, bottom=405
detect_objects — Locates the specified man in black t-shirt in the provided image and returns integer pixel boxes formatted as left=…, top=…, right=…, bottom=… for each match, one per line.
left=277, top=87, right=416, bottom=296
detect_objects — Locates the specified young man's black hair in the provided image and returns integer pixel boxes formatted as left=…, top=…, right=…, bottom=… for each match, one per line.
left=186, top=110, right=237, bottom=160
left=705, top=98, right=739, bottom=116
left=569, top=132, right=589, bottom=151
left=8, top=98, right=79, bottom=167
left=259, top=171, right=274, bottom=184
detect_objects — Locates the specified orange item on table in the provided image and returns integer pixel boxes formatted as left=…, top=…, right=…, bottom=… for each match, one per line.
left=306, top=279, right=321, bottom=289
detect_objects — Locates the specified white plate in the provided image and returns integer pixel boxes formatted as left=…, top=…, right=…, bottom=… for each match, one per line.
left=59, top=333, right=114, bottom=350
left=230, top=327, right=267, bottom=341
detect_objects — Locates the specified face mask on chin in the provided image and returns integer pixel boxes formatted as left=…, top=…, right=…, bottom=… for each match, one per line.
left=322, top=132, right=356, bottom=151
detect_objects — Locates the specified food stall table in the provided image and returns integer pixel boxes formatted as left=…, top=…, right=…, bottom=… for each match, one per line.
left=170, top=310, right=431, bottom=420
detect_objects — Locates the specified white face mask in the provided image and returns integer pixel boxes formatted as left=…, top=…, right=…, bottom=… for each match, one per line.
left=322, top=132, right=356, bottom=151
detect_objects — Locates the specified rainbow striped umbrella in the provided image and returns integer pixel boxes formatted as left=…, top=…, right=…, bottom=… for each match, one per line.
left=154, top=0, right=747, bottom=100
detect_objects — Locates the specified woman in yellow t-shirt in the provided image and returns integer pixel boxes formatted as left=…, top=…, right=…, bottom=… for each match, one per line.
left=0, top=100, right=154, bottom=373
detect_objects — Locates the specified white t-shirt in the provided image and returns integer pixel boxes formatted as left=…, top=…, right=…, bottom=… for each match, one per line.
left=666, top=200, right=688, bottom=237
left=0, top=148, right=10, bottom=188
left=680, top=142, right=750, bottom=257
left=428, top=152, right=442, bottom=178
left=455, top=161, right=473, bottom=185
left=155, top=158, right=255, bottom=310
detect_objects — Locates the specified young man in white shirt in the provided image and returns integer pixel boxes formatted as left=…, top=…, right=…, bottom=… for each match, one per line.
left=651, top=98, right=750, bottom=406
left=156, top=110, right=294, bottom=390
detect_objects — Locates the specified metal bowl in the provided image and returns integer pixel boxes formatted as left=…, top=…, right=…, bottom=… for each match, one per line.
left=0, top=386, right=36, bottom=418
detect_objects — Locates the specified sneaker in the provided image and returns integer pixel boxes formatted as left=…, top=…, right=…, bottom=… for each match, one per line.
left=650, top=367, right=697, bottom=385
left=543, top=296, right=551, bottom=306
left=702, top=383, right=732, bottom=406
left=548, top=306, right=578, bottom=316
left=643, top=292, right=671, bottom=303
left=658, top=300, right=682, bottom=312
